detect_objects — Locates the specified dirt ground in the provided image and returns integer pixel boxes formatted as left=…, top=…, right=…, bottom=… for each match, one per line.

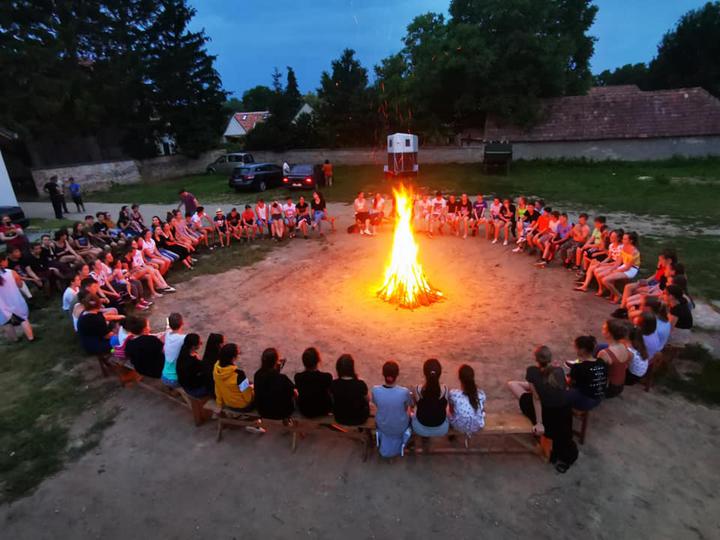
left=2, top=203, right=719, bottom=539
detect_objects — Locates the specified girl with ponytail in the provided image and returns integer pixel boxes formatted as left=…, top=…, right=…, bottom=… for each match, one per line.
left=449, top=364, right=486, bottom=436
left=411, top=359, right=449, bottom=438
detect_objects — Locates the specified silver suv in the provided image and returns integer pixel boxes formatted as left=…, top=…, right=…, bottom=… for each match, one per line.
left=206, top=153, right=255, bottom=174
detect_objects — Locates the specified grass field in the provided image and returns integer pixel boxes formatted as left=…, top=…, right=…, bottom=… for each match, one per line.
left=86, top=158, right=720, bottom=299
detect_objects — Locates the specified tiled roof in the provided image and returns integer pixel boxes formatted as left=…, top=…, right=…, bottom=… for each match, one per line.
left=484, top=86, right=720, bottom=142
left=233, top=111, right=269, bottom=133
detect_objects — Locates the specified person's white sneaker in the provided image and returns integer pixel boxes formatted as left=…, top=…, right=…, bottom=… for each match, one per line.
left=503, top=240, right=508, bottom=246
left=163, top=286, right=176, bottom=293
left=491, top=239, right=498, bottom=244
left=153, top=292, right=164, bottom=298
left=512, top=247, right=522, bottom=253
left=245, top=426, right=266, bottom=434
left=360, top=229, right=365, bottom=235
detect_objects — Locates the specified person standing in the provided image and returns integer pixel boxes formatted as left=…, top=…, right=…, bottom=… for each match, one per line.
left=58, top=177, right=69, bottom=214
left=177, top=189, right=199, bottom=216
left=322, top=159, right=333, bottom=187
left=68, top=177, right=85, bottom=212
left=43, top=175, right=64, bottom=219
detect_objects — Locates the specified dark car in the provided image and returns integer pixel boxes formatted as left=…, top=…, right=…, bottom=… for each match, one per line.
left=282, top=163, right=323, bottom=190
left=0, top=206, right=29, bottom=228
left=228, top=163, right=283, bottom=192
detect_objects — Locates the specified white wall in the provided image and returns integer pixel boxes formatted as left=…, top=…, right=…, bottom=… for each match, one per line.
left=0, top=150, right=19, bottom=207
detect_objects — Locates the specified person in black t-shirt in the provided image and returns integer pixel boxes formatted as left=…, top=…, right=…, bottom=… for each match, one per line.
left=566, top=335, right=607, bottom=410
left=507, top=346, right=576, bottom=473
left=76, top=294, right=114, bottom=354
left=125, top=318, right=164, bottom=378
left=177, top=333, right=214, bottom=398
left=253, top=348, right=296, bottom=419
left=330, top=354, right=369, bottom=426
left=295, top=196, right=311, bottom=238
left=43, top=176, right=64, bottom=219
left=666, top=284, right=693, bottom=330
left=294, top=347, right=333, bottom=418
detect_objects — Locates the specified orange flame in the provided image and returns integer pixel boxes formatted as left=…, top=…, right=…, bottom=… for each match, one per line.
left=377, top=185, right=442, bottom=309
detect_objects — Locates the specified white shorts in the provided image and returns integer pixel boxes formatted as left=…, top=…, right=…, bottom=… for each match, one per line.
left=624, top=267, right=639, bottom=279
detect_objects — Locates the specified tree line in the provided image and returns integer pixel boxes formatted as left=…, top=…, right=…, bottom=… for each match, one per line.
left=1, top=0, right=718, bottom=161
left=594, top=1, right=720, bottom=97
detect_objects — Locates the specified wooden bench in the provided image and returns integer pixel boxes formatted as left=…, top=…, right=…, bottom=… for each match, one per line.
left=407, top=412, right=545, bottom=459
left=205, top=402, right=375, bottom=461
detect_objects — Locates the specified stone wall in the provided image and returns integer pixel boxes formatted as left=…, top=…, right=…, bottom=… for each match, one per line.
left=31, top=159, right=140, bottom=196
left=31, top=149, right=225, bottom=197
left=251, top=137, right=720, bottom=165
left=250, top=146, right=487, bottom=165
left=137, top=149, right=225, bottom=181
left=30, top=136, right=720, bottom=196
left=511, top=136, right=720, bottom=161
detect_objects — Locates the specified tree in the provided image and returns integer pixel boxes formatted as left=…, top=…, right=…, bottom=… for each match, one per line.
left=0, top=0, right=227, bottom=162
left=649, top=1, right=720, bottom=97
left=375, top=0, right=598, bottom=137
left=316, top=49, right=378, bottom=146
left=240, top=86, right=274, bottom=111
left=285, top=66, right=302, bottom=113
left=144, top=0, right=228, bottom=157
left=594, top=63, right=650, bottom=89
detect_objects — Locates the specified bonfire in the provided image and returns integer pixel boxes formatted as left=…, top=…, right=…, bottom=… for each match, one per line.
left=377, top=185, right=442, bottom=309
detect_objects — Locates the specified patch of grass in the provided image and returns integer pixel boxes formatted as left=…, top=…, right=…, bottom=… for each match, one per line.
left=26, top=218, right=76, bottom=232
left=657, top=344, right=720, bottom=405
left=640, top=235, right=720, bottom=300
left=66, top=408, right=120, bottom=462
left=0, top=299, right=112, bottom=502
left=87, top=157, right=720, bottom=224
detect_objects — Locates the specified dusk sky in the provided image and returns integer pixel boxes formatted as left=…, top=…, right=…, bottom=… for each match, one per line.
left=188, top=0, right=709, bottom=99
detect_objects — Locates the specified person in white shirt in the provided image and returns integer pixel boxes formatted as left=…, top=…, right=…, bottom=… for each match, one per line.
left=282, top=198, right=297, bottom=238
left=354, top=192, right=371, bottom=235
left=282, top=161, right=290, bottom=176
left=161, top=312, right=186, bottom=387
left=428, top=191, right=447, bottom=237
left=370, top=192, right=385, bottom=235
left=62, top=274, right=81, bottom=312
left=191, top=207, right=214, bottom=248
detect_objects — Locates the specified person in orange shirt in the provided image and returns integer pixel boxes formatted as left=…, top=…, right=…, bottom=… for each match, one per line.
left=322, top=159, right=333, bottom=187
left=526, top=207, right=552, bottom=255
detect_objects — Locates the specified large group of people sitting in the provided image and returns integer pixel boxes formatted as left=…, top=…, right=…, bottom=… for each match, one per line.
left=2, top=186, right=698, bottom=473
left=0, top=187, right=342, bottom=340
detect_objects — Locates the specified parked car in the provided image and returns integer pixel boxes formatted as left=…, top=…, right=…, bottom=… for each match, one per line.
left=282, top=163, right=323, bottom=190
left=206, top=153, right=255, bottom=174
left=0, top=206, right=29, bottom=228
left=228, top=163, right=283, bottom=192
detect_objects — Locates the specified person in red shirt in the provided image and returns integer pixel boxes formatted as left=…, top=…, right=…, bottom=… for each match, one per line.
left=241, top=205, right=257, bottom=241
left=322, top=160, right=333, bottom=187
left=0, top=216, right=29, bottom=253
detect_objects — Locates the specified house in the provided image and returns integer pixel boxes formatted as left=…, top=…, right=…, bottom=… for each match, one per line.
left=478, top=85, right=720, bottom=160
left=293, top=102, right=314, bottom=123
left=223, top=111, right=270, bottom=141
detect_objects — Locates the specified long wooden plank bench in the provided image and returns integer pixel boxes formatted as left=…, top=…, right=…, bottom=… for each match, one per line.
left=204, top=401, right=375, bottom=461
left=408, top=412, right=546, bottom=458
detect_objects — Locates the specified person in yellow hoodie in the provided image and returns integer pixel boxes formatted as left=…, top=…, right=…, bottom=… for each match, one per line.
left=213, top=343, right=254, bottom=411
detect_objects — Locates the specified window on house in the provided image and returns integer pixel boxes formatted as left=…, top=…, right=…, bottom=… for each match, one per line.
left=405, top=138, right=411, bottom=147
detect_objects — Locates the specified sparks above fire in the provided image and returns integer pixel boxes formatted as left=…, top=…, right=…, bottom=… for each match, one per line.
left=377, top=185, right=442, bottom=309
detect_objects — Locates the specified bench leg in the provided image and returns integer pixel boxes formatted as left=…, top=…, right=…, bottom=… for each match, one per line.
left=291, top=431, right=298, bottom=453
left=216, top=417, right=224, bottom=442
left=97, top=354, right=111, bottom=377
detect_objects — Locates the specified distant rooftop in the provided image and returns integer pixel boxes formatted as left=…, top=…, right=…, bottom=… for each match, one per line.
left=484, top=86, right=720, bottom=142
